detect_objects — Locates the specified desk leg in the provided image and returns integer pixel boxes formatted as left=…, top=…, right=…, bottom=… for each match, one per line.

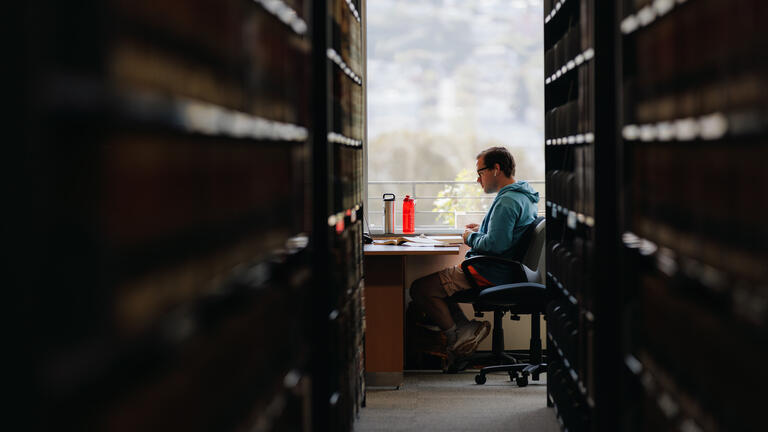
left=363, top=255, right=404, bottom=387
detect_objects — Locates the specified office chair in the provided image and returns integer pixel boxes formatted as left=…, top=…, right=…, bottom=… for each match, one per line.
left=448, top=216, right=548, bottom=386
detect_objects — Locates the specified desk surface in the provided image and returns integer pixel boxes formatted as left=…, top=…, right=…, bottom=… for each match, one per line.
left=364, top=245, right=460, bottom=256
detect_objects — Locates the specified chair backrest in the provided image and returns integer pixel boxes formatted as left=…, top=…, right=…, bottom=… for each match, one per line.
left=520, top=217, right=546, bottom=282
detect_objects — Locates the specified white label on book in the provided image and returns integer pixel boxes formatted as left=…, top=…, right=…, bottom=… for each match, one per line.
left=699, top=112, right=728, bottom=140
left=567, top=211, right=577, bottom=229
left=622, top=124, right=640, bottom=140
left=675, top=117, right=699, bottom=141
left=657, top=122, right=675, bottom=141
left=640, top=124, right=658, bottom=142
left=654, top=0, right=675, bottom=16
left=621, top=16, right=640, bottom=35
left=638, top=6, right=657, bottom=26
left=657, top=393, right=679, bottom=419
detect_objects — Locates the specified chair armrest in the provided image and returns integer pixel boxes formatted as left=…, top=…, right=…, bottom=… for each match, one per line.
left=462, top=255, right=524, bottom=267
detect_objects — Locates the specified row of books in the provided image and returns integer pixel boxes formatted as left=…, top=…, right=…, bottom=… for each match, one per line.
left=547, top=170, right=576, bottom=213
left=577, top=64, right=595, bottom=135
left=332, top=282, right=366, bottom=429
left=638, top=273, right=766, bottom=431
left=40, top=132, right=305, bottom=340
left=578, top=0, right=594, bottom=53
left=573, top=144, right=595, bottom=218
left=544, top=0, right=594, bottom=52
left=545, top=74, right=594, bottom=140
left=547, top=350, right=591, bottom=432
left=631, top=0, right=767, bottom=102
left=333, top=0, right=363, bottom=77
left=543, top=0, right=566, bottom=17
left=548, top=239, right=594, bottom=310
left=334, top=145, right=364, bottom=213
left=546, top=150, right=595, bottom=217
left=545, top=24, right=582, bottom=78
left=628, top=350, right=719, bottom=432
left=111, top=4, right=311, bottom=125
left=631, top=218, right=768, bottom=331
left=113, top=0, right=309, bottom=62
left=36, top=242, right=312, bottom=430
left=101, top=134, right=298, bottom=249
left=630, top=143, right=768, bottom=250
left=627, top=68, right=767, bottom=126
left=547, top=298, right=585, bottom=390
left=551, top=297, right=595, bottom=398
left=333, top=68, right=365, bottom=141
left=546, top=58, right=595, bottom=138
left=332, top=220, right=365, bottom=305
left=113, top=0, right=245, bottom=64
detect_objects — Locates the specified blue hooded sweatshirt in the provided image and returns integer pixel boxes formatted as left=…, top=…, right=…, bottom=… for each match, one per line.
left=465, top=181, right=540, bottom=284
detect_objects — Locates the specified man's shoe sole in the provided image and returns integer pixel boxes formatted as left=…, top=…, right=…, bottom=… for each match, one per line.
left=453, top=321, right=491, bottom=357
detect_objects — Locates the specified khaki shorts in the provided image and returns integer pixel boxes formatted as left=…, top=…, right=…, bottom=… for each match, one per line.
left=437, top=265, right=476, bottom=297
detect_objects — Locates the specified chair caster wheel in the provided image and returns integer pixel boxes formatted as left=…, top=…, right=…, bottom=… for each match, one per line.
left=516, top=376, right=528, bottom=387
left=475, top=374, right=486, bottom=385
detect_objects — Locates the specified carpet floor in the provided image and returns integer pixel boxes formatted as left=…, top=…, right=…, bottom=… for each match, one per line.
left=355, top=371, right=560, bottom=432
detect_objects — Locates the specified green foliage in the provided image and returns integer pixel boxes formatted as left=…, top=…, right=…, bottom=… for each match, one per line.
left=431, top=169, right=489, bottom=227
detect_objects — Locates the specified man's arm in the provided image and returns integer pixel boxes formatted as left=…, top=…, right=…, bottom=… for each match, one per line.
left=464, top=201, right=521, bottom=254
left=462, top=223, right=479, bottom=243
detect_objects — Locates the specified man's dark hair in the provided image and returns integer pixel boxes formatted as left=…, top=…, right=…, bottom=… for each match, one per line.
left=477, top=147, right=515, bottom=177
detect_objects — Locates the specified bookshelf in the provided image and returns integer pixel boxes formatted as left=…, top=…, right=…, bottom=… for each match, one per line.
left=619, top=0, right=768, bottom=431
left=17, top=0, right=365, bottom=430
left=544, top=0, right=621, bottom=430
left=311, top=0, right=366, bottom=431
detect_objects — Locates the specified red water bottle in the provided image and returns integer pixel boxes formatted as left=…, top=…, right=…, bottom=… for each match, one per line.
left=403, top=195, right=415, bottom=234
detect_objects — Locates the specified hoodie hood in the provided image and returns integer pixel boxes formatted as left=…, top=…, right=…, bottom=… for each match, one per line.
left=499, top=181, right=540, bottom=203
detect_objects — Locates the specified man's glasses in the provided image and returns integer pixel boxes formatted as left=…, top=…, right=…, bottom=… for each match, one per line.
left=476, top=167, right=490, bottom=177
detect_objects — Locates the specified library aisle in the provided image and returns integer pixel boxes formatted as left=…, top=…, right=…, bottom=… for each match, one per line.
left=356, top=372, right=559, bottom=432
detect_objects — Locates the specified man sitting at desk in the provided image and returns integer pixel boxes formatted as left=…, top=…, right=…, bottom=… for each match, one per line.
left=410, top=146, right=540, bottom=360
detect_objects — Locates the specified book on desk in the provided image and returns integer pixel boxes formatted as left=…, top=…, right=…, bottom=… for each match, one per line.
left=373, top=235, right=463, bottom=247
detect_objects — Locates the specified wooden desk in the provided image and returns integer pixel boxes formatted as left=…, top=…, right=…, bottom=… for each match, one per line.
left=364, top=245, right=459, bottom=256
left=363, top=244, right=460, bottom=387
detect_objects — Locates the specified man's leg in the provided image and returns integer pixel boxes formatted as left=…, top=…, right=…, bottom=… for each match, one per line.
left=448, top=302, right=469, bottom=325
left=410, top=269, right=490, bottom=357
left=410, top=272, right=453, bottom=330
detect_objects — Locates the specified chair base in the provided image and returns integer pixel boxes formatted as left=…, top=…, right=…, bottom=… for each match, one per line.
left=444, top=350, right=518, bottom=373
left=474, top=362, right=548, bottom=386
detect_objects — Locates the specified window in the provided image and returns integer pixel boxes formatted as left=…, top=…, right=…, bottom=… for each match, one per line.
left=366, top=0, right=545, bottom=233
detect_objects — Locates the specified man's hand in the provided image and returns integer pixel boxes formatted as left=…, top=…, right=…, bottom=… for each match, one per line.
left=464, top=223, right=479, bottom=232
left=462, top=229, right=473, bottom=245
